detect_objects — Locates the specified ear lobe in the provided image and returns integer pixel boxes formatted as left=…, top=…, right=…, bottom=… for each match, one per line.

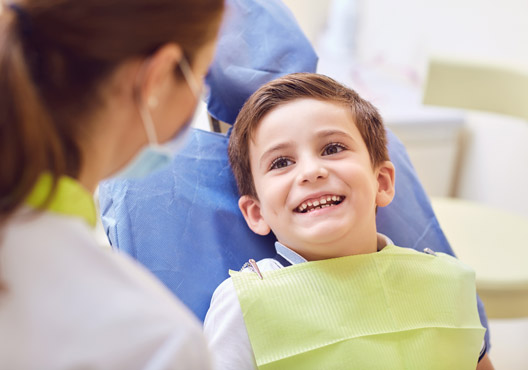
left=375, top=161, right=396, bottom=207
left=238, top=195, right=271, bottom=236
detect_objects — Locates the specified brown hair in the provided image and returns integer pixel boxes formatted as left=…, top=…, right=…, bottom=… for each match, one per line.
left=228, top=73, right=389, bottom=198
left=0, top=0, right=224, bottom=223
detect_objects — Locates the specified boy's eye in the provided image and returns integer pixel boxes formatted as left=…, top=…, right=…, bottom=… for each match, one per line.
left=270, top=157, right=293, bottom=170
left=322, top=143, right=346, bottom=156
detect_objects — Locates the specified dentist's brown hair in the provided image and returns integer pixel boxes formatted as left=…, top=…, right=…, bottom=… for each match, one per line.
left=228, top=73, right=389, bottom=199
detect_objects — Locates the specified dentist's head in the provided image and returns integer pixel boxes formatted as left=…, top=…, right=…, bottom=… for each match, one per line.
left=0, top=0, right=224, bottom=220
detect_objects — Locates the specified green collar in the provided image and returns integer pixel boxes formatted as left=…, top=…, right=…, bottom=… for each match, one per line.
left=25, top=173, right=97, bottom=228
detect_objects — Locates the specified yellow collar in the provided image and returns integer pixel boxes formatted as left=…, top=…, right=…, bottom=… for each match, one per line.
left=25, top=174, right=97, bottom=228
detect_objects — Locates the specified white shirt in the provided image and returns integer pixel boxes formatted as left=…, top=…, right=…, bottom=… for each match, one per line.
left=0, top=208, right=212, bottom=370
left=203, top=234, right=392, bottom=370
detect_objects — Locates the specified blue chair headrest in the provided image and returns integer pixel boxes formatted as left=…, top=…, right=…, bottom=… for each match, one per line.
left=205, top=0, right=318, bottom=124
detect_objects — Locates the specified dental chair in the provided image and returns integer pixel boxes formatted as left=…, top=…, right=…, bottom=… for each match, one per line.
left=98, top=0, right=490, bottom=349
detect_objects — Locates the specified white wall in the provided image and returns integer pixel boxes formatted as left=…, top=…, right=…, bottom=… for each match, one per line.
left=281, top=0, right=332, bottom=43
left=357, top=0, right=528, bottom=76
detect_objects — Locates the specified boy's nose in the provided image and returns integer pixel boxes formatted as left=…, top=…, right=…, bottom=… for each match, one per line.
left=297, top=159, right=329, bottom=184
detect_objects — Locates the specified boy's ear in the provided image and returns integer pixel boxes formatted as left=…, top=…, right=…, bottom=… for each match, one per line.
left=375, top=161, right=396, bottom=207
left=238, top=195, right=271, bottom=236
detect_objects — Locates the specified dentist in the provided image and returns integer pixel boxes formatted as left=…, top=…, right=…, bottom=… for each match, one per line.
left=0, top=0, right=223, bottom=369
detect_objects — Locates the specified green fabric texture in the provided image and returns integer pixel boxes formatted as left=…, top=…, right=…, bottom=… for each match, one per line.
left=231, top=244, right=485, bottom=370
left=25, top=173, right=97, bottom=227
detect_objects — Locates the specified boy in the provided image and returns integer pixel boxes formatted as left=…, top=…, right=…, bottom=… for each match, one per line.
left=204, top=73, right=490, bottom=369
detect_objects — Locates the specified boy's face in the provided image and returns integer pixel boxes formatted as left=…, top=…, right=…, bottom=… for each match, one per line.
left=239, top=98, right=395, bottom=260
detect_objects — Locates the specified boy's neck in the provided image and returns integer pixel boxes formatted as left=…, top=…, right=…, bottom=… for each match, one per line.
left=278, top=232, right=387, bottom=262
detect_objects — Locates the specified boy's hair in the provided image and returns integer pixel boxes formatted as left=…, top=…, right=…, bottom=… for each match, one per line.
left=228, top=73, right=389, bottom=198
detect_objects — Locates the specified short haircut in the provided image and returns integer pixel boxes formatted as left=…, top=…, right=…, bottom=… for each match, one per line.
left=228, top=73, right=389, bottom=199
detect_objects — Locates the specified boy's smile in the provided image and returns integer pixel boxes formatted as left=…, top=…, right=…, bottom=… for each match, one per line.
left=238, top=98, right=395, bottom=261
left=295, top=194, right=344, bottom=213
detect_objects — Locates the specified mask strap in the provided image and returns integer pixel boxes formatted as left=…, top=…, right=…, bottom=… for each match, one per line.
left=138, top=104, right=159, bottom=145
left=133, top=58, right=160, bottom=146
left=178, top=57, right=201, bottom=98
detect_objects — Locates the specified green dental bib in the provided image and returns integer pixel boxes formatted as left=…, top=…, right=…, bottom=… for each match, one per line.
left=230, top=244, right=485, bottom=370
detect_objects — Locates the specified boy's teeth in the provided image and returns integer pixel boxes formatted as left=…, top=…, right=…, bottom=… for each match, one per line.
left=297, top=195, right=344, bottom=213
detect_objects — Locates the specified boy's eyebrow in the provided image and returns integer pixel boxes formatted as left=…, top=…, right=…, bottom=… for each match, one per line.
left=316, top=129, right=354, bottom=140
left=317, top=129, right=360, bottom=146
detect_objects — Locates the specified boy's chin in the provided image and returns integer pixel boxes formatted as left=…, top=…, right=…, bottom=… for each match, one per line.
left=292, top=229, right=347, bottom=249
left=298, top=220, right=351, bottom=239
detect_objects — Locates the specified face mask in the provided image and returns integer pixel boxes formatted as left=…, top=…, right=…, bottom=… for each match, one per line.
left=113, top=57, right=201, bottom=180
